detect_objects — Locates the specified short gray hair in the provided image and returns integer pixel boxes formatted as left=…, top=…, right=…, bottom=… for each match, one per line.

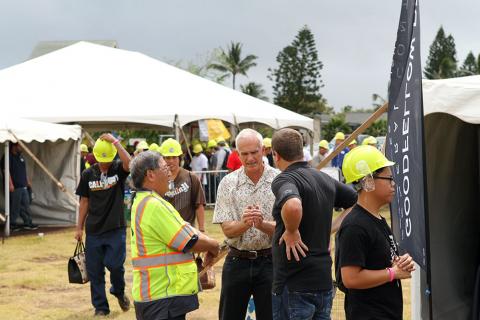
left=129, top=151, right=161, bottom=189
left=235, top=129, right=263, bottom=152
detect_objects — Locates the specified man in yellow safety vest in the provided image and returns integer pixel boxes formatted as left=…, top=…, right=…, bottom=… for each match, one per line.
left=129, top=150, right=220, bottom=320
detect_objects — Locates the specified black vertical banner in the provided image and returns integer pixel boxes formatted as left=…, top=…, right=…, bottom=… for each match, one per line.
left=386, top=0, right=428, bottom=269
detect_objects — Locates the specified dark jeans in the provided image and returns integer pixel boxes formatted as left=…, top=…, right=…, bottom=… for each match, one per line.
left=10, top=187, right=33, bottom=226
left=272, top=286, right=334, bottom=320
left=85, top=228, right=126, bottom=313
left=219, top=255, right=273, bottom=320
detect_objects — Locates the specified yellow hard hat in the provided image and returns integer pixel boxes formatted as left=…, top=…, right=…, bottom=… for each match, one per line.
left=136, top=140, right=149, bottom=151
left=160, top=138, right=182, bottom=157
left=319, top=140, right=329, bottom=149
left=216, top=137, right=226, bottom=143
left=263, top=137, right=272, bottom=148
left=149, top=143, right=159, bottom=152
left=349, top=139, right=357, bottom=146
left=193, top=144, right=203, bottom=154
left=207, top=139, right=217, bottom=149
left=334, top=132, right=345, bottom=140
left=368, top=137, right=378, bottom=145
left=80, top=144, right=89, bottom=153
left=93, top=139, right=117, bottom=163
left=342, top=145, right=395, bottom=184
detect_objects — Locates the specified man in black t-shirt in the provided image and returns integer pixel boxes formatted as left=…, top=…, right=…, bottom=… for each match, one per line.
left=270, top=129, right=357, bottom=320
left=336, top=145, right=415, bottom=320
left=75, top=133, right=131, bottom=317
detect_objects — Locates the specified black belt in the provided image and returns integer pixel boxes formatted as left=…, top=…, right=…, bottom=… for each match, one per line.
left=228, top=247, right=272, bottom=259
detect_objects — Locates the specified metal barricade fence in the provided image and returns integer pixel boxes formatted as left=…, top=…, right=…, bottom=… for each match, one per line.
left=191, top=169, right=229, bottom=206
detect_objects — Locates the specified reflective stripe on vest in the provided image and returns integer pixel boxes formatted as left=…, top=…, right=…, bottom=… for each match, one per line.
left=135, top=196, right=152, bottom=256
left=132, top=252, right=193, bottom=269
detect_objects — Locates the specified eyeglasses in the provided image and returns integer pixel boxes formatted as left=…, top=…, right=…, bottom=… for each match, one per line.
left=374, top=176, right=395, bottom=185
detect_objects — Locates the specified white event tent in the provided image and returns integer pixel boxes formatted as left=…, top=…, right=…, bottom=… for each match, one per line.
left=0, top=118, right=81, bottom=236
left=410, top=76, right=480, bottom=319
left=0, top=41, right=313, bottom=131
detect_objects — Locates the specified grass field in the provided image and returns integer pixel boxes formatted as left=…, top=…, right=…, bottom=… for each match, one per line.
left=0, top=209, right=410, bottom=319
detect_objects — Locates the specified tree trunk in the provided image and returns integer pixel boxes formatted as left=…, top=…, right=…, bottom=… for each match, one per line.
left=232, top=74, right=236, bottom=90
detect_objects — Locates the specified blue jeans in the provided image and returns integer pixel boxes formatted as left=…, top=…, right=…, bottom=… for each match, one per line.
left=272, top=286, right=334, bottom=320
left=85, top=228, right=126, bottom=313
left=10, top=187, right=32, bottom=226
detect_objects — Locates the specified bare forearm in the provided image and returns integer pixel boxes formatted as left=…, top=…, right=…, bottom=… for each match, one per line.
left=281, top=198, right=302, bottom=232
left=196, top=205, right=205, bottom=232
left=221, top=221, right=250, bottom=238
left=77, top=198, right=89, bottom=230
left=256, top=220, right=275, bottom=236
left=342, top=267, right=390, bottom=290
left=190, top=233, right=219, bottom=254
left=115, top=143, right=131, bottom=171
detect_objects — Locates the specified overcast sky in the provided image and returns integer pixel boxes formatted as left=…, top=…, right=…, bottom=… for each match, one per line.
left=1, top=0, right=479, bottom=111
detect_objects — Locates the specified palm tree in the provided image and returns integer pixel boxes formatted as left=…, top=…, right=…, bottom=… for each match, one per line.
left=208, top=42, right=258, bottom=89
left=240, top=82, right=268, bottom=101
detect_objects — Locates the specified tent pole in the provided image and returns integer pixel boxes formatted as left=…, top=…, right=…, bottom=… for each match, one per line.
left=4, top=141, right=10, bottom=238
left=316, top=103, right=388, bottom=170
left=7, top=130, right=79, bottom=206
left=82, top=129, right=95, bottom=146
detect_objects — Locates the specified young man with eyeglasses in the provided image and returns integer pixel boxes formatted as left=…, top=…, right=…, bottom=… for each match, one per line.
left=336, top=145, right=415, bottom=320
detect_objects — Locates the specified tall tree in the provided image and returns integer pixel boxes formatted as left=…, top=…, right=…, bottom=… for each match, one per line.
left=424, top=26, right=458, bottom=79
left=458, top=51, right=478, bottom=76
left=240, top=82, right=269, bottom=101
left=269, top=26, right=327, bottom=115
left=208, top=42, right=257, bottom=89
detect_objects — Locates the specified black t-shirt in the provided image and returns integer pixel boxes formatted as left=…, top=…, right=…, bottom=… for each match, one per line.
left=1, top=153, right=28, bottom=188
left=336, top=204, right=403, bottom=320
left=271, top=161, right=357, bottom=294
left=76, top=160, right=129, bottom=235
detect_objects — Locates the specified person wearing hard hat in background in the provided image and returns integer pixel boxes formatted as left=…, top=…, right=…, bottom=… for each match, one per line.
left=134, top=140, right=150, bottom=156
left=263, top=137, right=274, bottom=167
left=129, top=150, right=220, bottom=320
left=215, top=137, right=231, bottom=173
left=80, top=144, right=90, bottom=174
left=311, top=139, right=331, bottom=168
left=335, top=146, right=415, bottom=320
left=331, top=132, right=350, bottom=172
left=75, top=133, right=132, bottom=317
left=190, top=144, right=209, bottom=193
left=160, top=138, right=207, bottom=233
left=362, top=136, right=378, bottom=149
left=148, top=143, right=160, bottom=153
left=205, top=139, right=218, bottom=203
left=348, top=138, right=358, bottom=150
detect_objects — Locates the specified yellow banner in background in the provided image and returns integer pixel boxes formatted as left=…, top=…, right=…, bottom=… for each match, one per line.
left=206, top=119, right=231, bottom=141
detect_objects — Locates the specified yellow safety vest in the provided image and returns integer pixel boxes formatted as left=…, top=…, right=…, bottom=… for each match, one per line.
left=131, top=191, right=199, bottom=302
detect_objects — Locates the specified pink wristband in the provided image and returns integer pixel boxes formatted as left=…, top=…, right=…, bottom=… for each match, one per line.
left=387, top=267, right=395, bottom=282
left=113, top=139, right=120, bottom=145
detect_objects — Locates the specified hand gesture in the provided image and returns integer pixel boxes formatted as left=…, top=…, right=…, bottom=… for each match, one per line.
left=99, top=133, right=116, bottom=143
left=74, top=228, right=83, bottom=241
left=393, top=254, right=415, bottom=273
left=241, top=206, right=255, bottom=227
left=279, top=229, right=309, bottom=261
left=251, top=205, right=263, bottom=228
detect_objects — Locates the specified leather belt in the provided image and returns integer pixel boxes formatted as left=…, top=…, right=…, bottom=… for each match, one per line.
left=228, top=247, right=272, bottom=259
